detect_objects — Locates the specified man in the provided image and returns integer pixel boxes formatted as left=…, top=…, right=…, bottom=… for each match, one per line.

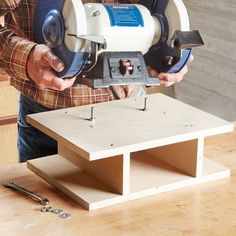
left=0, top=0, right=192, bottom=162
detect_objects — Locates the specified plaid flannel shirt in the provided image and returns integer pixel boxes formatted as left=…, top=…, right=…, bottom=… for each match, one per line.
left=0, top=0, right=141, bottom=109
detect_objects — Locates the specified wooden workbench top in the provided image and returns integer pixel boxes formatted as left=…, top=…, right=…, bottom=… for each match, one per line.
left=0, top=123, right=235, bottom=236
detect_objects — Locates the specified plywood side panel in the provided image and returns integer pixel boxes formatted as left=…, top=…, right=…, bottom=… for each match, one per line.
left=58, top=143, right=125, bottom=195
left=130, top=151, right=190, bottom=193
left=122, top=152, right=130, bottom=195
left=27, top=155, right=122, bottom=210
left=146, top=139, right=201, bottom=177
left=196, top=137, right=204, bottom=177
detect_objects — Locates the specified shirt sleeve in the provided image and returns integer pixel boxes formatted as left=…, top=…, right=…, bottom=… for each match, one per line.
left=0, top=0, right=36, bottom=80
left=0, top=0, right=21, bottom=16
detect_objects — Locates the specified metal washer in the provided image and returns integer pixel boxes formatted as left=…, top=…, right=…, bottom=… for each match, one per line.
left=59, top=212, right=71, bottom=219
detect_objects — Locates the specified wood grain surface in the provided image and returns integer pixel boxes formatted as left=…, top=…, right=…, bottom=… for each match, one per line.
left=0, top=82, right=18, bottom=118
left=0, top=80, right=18, bottom=165
left=27, top=94, right=233, bottom=161
left=25, top=93, right=233, bottom=210
left=0, top=123, right=235, bottom=235
left=0, top=124, right=18, bottom=165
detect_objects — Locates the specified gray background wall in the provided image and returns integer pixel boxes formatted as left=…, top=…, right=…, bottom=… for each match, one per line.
left=169, top=0, right=236, bottom=121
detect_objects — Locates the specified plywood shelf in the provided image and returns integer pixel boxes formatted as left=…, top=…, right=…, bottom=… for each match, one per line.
left=27, top=94, right=233, bottom=161
left=27, top=94, right=233, bottom=210
left=28, top=151, right=229, bottom=210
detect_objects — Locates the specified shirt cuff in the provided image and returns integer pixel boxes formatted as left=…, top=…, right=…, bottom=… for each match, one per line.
left=4, top=36, right=36, bottom=80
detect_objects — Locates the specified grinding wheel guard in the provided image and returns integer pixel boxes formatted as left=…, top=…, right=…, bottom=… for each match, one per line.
left=33, top=0, right=89, bottom=78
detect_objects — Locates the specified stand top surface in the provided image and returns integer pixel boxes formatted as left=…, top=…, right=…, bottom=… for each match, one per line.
left=27, top=94, right=233, bottom=160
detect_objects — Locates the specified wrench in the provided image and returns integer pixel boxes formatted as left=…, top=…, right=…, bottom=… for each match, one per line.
left=3, top=181, right=49, bottom=205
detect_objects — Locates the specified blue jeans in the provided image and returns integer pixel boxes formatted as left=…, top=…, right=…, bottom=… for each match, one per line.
left=17, top=95, right=57, bottom=163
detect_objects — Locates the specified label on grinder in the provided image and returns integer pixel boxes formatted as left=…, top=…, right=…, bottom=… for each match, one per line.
left=104, top=5, right=144, bottom=27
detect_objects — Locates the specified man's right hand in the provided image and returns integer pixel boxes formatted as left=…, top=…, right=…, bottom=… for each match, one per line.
left=27, top=44, right=76, bottom=91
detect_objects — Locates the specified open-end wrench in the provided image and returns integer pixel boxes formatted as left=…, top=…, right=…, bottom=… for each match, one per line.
left=3, top=181, right=49, bottom=205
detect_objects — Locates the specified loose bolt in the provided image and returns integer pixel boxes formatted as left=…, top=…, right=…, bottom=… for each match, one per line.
left=143, top=97, right=148, bottom=112
left=90, top=107, right=95, bottom=122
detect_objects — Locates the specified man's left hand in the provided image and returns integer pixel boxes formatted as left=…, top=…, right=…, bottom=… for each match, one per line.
left=148, top=55, right=194, bottom=87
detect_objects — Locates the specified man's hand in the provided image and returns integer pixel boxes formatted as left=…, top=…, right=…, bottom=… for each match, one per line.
left=148, top=55, right=194, bottom=87
left=27, top=44, right=76, bottom=91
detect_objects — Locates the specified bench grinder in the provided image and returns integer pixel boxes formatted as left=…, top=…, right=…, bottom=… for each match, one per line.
left=34, top=0, right=204, bottom=88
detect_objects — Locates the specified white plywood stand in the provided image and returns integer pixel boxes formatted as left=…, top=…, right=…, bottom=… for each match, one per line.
left=27, top=94, right=233, bottom=210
